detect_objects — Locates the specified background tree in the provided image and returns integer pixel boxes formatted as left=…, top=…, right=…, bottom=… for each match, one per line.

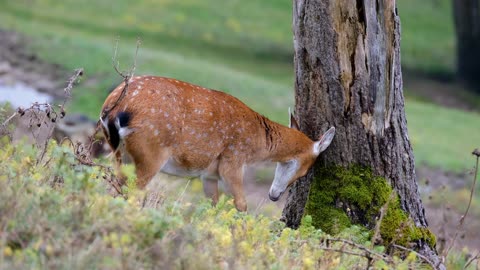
left=281, top=0, right=443, bottom=266
left=453, top=0, right=480, bottom=92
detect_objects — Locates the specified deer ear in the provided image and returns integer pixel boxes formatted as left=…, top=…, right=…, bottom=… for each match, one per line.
left=289, top=107, right=300, bottom=130
left=313, top=127, right=335, bottom=155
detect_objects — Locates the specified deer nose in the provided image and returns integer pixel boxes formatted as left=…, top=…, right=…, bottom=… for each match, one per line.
left=268, top=191, right=284, bottom=202
left=269, top=193, right=279, bottom=201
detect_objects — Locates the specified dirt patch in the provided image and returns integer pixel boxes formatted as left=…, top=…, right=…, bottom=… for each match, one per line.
left=416, top=165, right=480, bottom=252
left=0, top=29, right=67, bottom=98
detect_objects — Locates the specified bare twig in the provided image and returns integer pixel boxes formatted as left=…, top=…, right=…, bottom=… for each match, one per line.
left=102, top=38, right=142, bottom=120
left=392, top=244, right=436, bottom=269
left=325, top=238, right=393, bottom=263
left=443, top=149, right=479, bottom=257
left=0, top=112, right=17, bottom=131
left=294, top=237, right=394, bottom=266
left=37, top=68, right=84, bottom=164
left=61, top=68, right=84, bottom=106
left=464, top=250, right=480, bottom=269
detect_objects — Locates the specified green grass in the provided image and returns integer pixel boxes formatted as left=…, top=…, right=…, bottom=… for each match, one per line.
left=398, top=0, right=455, bottom=75
left=406, top=100, right=480, bottom=173
left=0, top=0, right=477, bottom=175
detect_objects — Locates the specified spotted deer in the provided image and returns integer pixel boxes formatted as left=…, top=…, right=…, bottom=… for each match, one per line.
left=100, top=76, right=335, bottom=211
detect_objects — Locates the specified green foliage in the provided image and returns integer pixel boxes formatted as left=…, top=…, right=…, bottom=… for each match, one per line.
left=0, top=140, right=440, bottom=269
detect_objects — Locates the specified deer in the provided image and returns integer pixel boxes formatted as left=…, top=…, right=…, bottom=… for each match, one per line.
left=100, top=75, right=335, bottom=211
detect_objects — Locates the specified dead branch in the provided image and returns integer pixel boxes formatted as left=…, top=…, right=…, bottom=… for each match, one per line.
left=325, top=238, right=393, bottom=263
left=36, top=68, right=84, bottom=164
left=0, top=112, right=17, bottom=131
left=294, top=237, right=394, bottom=266
left=464, top=250, right=480, bottom=269
left=392, top=244, right=436, bottom=269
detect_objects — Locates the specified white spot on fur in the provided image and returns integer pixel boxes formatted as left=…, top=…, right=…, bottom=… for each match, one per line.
left=133, top=90, right=139, bottom=96
left=154, top=130, right=159, bottom=136
left=151, top=108, right=156, bottom=113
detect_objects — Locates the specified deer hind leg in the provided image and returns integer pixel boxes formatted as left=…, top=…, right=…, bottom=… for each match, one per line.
left=201, top=175, right=219, bottom=205
left=219, top=162, right=247, bottom=212
left=126, top=144, right=170, bottom=189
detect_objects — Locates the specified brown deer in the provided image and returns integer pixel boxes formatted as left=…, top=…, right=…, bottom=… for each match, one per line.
left=100, top=76, right=335, bottom=211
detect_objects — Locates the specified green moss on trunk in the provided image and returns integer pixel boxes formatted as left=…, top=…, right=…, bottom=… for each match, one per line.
left=304, top=165, right=436, bottom=249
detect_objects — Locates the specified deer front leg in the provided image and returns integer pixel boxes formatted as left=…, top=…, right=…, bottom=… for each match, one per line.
left=219, top=162, right=247, bottom=212
left=201, top=175, right=219, bottom=205
left=113, top=149, right=127, bottom=187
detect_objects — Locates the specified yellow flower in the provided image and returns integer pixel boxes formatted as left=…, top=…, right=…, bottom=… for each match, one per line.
left=3, top=247, right=13, bottom=257
left=218, top=232, right=232, bottom=247
left=302, top=257, right=314, bottom=270
left=45, top=245, right=54, bottom=256
left=238, top=241, right=253, bottom=258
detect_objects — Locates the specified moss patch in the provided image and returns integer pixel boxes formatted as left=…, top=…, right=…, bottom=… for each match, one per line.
left=304, top=165, right=436, bottom=249
left=381, top=198, right=437, bottom=248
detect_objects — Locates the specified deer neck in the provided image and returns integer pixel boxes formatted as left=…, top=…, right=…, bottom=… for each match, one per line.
left=256, top=115, right=313, bottom=162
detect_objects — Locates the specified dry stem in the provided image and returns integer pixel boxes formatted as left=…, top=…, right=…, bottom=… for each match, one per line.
left=443, top=150, right=479, bottom=258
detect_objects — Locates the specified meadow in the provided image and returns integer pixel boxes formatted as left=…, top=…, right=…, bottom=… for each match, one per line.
left=1, top=0, right=477, bottom=173
left=0, top=0, right=479, bottom=268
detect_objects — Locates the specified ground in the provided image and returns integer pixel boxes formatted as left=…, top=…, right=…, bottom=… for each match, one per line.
left=1, top=28, right=479, bottom=256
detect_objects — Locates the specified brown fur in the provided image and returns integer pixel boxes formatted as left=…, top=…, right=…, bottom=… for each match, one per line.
left=100, top=76, right=318, bottom=211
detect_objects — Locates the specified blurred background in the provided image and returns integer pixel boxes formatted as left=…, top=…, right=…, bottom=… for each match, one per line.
left=0, top=0, right=479, bottom=253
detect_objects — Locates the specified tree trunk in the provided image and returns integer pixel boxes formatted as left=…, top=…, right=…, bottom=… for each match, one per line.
left=453, top=0, right=480, bottom=91
left=281, top=0, right=443, bottom=267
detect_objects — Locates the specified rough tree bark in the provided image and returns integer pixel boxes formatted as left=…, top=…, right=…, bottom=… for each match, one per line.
left=453, top=0, right=480, bottom=92
left=281, top=0, right=443, bottom=267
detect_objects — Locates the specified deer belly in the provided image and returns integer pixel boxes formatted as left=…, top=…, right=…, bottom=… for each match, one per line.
left=160, top=158, right=206, bottom=177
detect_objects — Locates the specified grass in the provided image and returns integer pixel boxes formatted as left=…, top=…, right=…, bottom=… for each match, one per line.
left=0, top=0, right=477, bottom=175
